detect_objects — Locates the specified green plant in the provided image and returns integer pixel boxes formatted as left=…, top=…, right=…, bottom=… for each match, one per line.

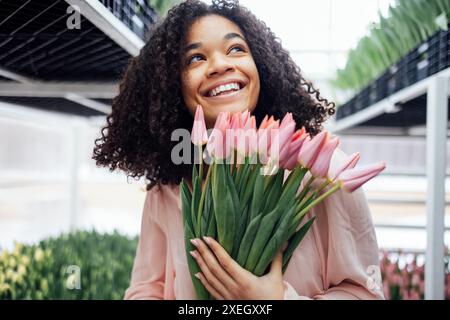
left=0, top=230, right=137, bottom=300
left=144, top=0, right=181, bottom=17
left=332, top=0, right=450, bottom=93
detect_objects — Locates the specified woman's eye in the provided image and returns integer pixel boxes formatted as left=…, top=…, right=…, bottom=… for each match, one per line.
left=187, top=54, right=203, bottom=65
left=229, top=45, right=245, bottom=54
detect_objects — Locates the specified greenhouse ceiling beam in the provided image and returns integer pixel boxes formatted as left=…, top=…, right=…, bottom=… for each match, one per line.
left=328, top=67, right=450, bottom=133
left=0, top=67, right=35, bottom=84
left=65, top=0, right=144, bottom=57
left=65, top=93, right=111, bottom=114
left=0, top=81, right=117, bottom=99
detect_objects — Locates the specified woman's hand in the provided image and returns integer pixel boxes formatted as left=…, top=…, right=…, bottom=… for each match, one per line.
left=189, top=237, right=285, bottom=300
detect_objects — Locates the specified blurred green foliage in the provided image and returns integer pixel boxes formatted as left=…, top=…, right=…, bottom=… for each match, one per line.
left=143, top=0, right=182, bottom=17
left=332, top=0, right=450, bottom=92
left=0, top=230, right=137, bottom=300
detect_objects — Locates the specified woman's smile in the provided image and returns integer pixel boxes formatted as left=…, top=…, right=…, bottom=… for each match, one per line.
left=202, top=80, right=247, bottom=102
left=181, top=14, right=260, bottom=128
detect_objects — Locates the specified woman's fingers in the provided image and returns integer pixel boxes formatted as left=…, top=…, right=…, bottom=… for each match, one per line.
left=190, top=239, right=236, bottom=296
left=190, top=249, right=230, bottom=298
left=202, top=236, right=253, bottom=283
left=195, top=272, right=224, bottom=300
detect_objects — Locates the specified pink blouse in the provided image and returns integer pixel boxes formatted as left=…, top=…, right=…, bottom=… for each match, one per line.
left=124, top=149, right=385, bottom=300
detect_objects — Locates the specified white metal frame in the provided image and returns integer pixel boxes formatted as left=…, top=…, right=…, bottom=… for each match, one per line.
left=65, top=0, right=145, bottom=57
left=328, top=67, right=450, bottom=300
left=0, top=81, right=117, bottom=99
left=0, top=67, right=115, bottom=114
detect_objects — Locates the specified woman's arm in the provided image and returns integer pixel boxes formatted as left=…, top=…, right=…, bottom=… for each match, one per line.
left=124, top=189, right=168, bottom=300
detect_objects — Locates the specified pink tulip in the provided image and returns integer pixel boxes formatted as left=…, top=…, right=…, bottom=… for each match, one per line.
left=228, top=113, right=243, bottom=152
left=279, top=112, right=293, bottom=129
left=329, top=152, right=360, bottom=182
left=191, top=105, right=208, bottom=146
left=206, top=112, right=231, bottom=160
left=419, top=279, right=424, bottom=293
left=282, top=128, right=309, bottom=170
left=309, top=134, right=340, bottom=178
left=402, top=289, right=410, bottom=300
left=383, top=282, right=391, bottom=300
left=230, top=112, right=242, bottom=130
left=236, top=116, right=258, bottom=157
left=410, top=289, right=420, bottom=300
left=411, top=273, right=420, bottom=286
left=269, top=118, right=296, bottom=162
left=243, top=115, right=256, bottom=130
left=337, top=162, right=386, bottom=192
left=297, top=130, right=328, bottom=169
left=241, top=109, right=250, bottom=127
left=257, top=116, right=280, bottom=164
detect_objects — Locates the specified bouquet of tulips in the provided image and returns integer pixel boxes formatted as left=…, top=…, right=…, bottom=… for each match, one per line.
left=181, top=106, right=386, bottom=299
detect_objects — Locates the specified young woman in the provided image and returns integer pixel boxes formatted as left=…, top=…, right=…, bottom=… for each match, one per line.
left=93, top=0, right=384, bottom=300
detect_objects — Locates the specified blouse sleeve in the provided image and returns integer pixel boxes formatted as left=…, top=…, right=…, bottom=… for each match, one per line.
left=283, top=149, right=385, bottom=300
left=124, top=188, right=167, bottom=300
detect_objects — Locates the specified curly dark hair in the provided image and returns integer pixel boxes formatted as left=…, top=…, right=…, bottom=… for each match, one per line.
left=93, top=0, right=336, bottom=190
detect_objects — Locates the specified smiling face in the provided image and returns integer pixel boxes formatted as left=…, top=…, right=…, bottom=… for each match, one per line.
left=181, top=14, right=261, bottom=128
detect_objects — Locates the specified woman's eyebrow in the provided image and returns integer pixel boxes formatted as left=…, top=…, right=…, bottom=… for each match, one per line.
left=184, top=33, right=246, bottom=53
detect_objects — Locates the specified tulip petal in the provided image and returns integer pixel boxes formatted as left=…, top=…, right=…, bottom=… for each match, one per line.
left=339, top=162, right=386, bottom=192
left=191, top=105, right=208, bottom=146
left=310, top=136, right=340, bottom=178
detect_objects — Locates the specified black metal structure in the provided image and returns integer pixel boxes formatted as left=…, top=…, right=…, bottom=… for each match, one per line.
left=336, top=26, right=450, bottom=128
left=0, top=0, right=156, bottom=116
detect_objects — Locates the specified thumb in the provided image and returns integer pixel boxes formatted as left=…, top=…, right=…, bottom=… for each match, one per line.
left=269, top=250, right=283, bottom=277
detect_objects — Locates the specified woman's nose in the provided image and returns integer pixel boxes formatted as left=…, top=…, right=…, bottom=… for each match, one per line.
left=206, top=54, right=234, bottom=77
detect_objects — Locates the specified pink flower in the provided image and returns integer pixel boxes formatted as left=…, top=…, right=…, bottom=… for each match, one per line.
left=257, top=115, right=280, bottom=164
left=337, top=162, right=386, bottom=192
left=239, top=125, right=258, bottom=158
left=228, top=112, right=243, bottom=151
left=329, top=152, right=360, bottom=182
left=206, top=112, right=231, bottom=160
left=241, top=109, right=250, bottom=127
left=411, top=273, right=420, bottom=286
left=409, top=289, right=420, bottom=300
left=281, top=128, right=309, bottom=170
left=383, top=282, right=391, bottom=300
left=230, top=112, right=242, bottom=130
left=269, top=114, right=296, bottom=162
left=191, top=105, right=208, bottom=146
left=419, top=279, right=424, bottom=293
left=297, top=130, right=328, bottom=169
left=402, top=289, right=411, bottom=300
left=279, top=112, right=293, bottom=129
left=309, top=133, right=340, bottom=178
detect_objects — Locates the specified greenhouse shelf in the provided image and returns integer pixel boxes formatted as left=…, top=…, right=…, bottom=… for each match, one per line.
left=336, top=26, right=450, bottom=122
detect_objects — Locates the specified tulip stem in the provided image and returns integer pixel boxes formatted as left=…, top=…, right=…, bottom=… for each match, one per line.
left=297, top=183, right=341, bottom=218
left=198, top=145, right=203, bottom=182
left=297, top=178, right=331, bottom=209
left=197, top=156, right=213, bottom=236
left=297, top=174, right=315, bottom=202
left=317, top=179, right=332, bottom=194
left=297, top=186, right=311, bottom=209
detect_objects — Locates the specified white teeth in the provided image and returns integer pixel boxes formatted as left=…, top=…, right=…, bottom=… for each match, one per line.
left=209, top=82, right=241, bottom=97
